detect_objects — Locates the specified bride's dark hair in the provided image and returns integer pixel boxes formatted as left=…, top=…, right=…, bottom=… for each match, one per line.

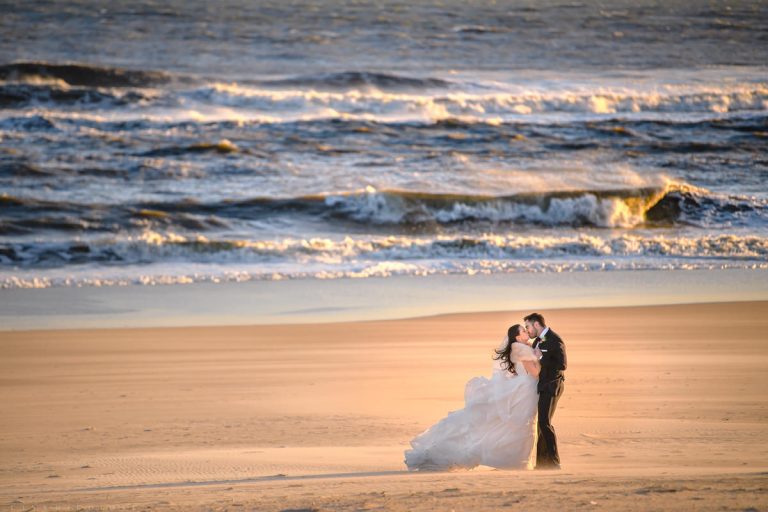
left=494, top=324, right=523, bottom=375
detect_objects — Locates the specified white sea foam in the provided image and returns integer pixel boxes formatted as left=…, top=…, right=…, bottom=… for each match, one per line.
left=177, top=79, right=768, bottom=124
left=104, top=89, right=768, bottom=125
left=4, top=72, right=766, bottom=125
left=3, top=232, right=767, bottom=288
left=3, top=258, right=766, bottom=289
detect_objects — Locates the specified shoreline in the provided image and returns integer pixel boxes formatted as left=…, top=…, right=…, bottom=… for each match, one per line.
left=2, top=267, right=768, bottom=331
left=2, top=298, right=768, bottom=335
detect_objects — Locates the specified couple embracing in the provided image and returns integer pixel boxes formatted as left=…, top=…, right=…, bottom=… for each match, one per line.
left=405, top=313, right=567, bottom=471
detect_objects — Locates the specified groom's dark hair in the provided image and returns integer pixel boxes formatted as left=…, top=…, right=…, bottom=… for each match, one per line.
left=524, top=312, right=546, bottom=326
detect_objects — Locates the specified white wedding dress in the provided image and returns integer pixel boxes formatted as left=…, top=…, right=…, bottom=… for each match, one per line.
left=404, top=341, right=539, bottom=471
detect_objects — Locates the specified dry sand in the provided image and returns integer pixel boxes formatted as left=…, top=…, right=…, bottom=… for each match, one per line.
left=1, top=301, right=767, bottom=511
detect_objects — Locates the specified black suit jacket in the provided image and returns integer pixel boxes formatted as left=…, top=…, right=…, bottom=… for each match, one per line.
left=534, top=329, right=567, bottom=395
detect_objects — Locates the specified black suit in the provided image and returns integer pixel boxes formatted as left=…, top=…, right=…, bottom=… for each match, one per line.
left=532, top=328, right=567, bottom=468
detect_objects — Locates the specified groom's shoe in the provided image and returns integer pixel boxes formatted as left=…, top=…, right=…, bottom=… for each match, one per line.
left=534, top=463, right=561, bottom=471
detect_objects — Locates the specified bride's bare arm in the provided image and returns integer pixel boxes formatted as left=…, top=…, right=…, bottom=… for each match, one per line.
left=522, top=359, right=541, bottom=377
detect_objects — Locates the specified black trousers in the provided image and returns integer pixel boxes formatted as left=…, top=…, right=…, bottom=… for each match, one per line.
left=536, top=380, right=564, bottom=468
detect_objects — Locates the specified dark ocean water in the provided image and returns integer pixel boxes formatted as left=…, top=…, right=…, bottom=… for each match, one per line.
left=0, top=0, right=766, bottom=287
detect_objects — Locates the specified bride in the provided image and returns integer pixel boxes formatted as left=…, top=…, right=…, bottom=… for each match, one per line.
left=404, top=324, right=540, bottom=471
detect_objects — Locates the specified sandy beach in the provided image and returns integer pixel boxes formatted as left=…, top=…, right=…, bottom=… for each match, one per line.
left=1, top=300, right=767, bottom=511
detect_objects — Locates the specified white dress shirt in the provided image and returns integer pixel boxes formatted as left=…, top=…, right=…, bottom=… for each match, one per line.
left=536, top=327, right=549, bottom=360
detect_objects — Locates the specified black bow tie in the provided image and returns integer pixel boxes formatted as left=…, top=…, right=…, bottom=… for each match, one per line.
left=534, top=336, right=541, bottom=344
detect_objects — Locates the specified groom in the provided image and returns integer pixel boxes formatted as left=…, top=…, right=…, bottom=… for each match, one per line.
left=525, top=312, right=567, bottom=470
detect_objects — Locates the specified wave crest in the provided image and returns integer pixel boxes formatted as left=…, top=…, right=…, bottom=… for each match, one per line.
left=0, top=62, right=174, bottom=88
left=320, top=183, right=695, bottom=228
left=258, top=71, right=453, bottom=90
left=186, top=82, right=768, bottom=122
left=4, top=181, right=765, bottom=234
left=0, top=82, right=154, bottom=108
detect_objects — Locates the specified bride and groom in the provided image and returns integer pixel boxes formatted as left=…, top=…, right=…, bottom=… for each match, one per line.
left=404, top=312, right=567, bottom=471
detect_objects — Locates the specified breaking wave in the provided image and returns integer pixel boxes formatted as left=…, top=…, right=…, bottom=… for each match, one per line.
left=0, top=62, right=174, bottom=87
left=257, top=71, right=454, bottom=90
left=1, top=62, right=765, bottom=123
left=0, top=82, right=155, bottom=108
left=2, top=181, right=765, bottom=236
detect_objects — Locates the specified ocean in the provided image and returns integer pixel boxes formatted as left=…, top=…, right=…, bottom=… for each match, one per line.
left=1, top=0, right=767, bottom=288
